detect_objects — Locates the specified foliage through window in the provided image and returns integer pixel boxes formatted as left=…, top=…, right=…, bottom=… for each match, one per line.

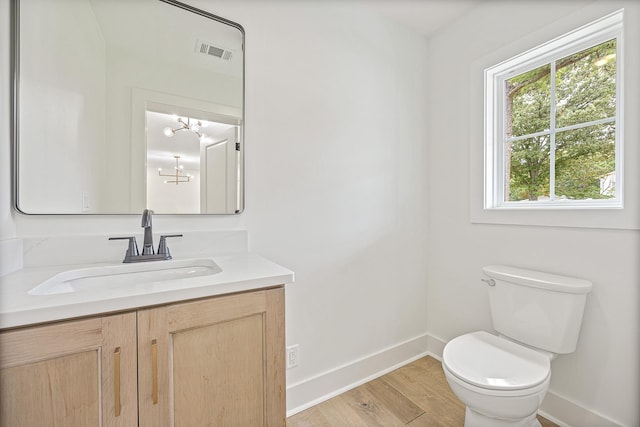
left=485, top=11, right=623, bottom=209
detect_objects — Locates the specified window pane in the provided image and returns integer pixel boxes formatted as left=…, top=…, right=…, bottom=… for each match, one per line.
left=506, top=135, right=551, bottom=201
left=505, top=64, right=551, bottom=138
left=555, top=123, right=616, bottom=200
left=556, top=39, right=616, bottom=129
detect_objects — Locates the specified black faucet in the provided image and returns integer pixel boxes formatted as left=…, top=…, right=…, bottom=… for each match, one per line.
left=109, top=209, right=182, bottom=263
left=141, top=209, right=154, bottom=255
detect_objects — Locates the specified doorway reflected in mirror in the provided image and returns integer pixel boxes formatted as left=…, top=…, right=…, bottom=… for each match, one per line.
left=146, top=111, right=239, bottom=214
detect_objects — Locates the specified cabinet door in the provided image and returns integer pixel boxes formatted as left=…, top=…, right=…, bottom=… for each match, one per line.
left=0, top=313, right=137, bottom=427
left=138, top=287, right=285, bottom=427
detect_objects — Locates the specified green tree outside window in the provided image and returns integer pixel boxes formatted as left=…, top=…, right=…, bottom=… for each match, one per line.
left=504, top=39, right=617, bottom=202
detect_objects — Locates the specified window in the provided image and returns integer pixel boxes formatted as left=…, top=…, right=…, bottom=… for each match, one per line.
left=484, top=10, right=623, bottom=209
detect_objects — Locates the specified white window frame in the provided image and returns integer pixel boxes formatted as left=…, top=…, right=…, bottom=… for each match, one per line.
left=484, top=10, right=624, bottom=210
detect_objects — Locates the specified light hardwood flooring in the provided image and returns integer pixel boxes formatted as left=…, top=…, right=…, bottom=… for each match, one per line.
left=287, top=356, right=559, bottom=427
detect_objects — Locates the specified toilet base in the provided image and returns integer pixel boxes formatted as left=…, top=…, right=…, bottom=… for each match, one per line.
left=464, top=407, right=541, bottom=427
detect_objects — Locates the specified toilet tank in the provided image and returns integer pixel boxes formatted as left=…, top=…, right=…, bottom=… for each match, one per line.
left=483, top=265, right=592, bottom=354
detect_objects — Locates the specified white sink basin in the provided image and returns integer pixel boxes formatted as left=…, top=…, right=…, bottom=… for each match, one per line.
left=28, top=258, right=222, bottom=295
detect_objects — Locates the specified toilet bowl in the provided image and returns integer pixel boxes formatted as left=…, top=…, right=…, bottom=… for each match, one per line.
left=441, top=265, right=592, bottom=427
left=442, top=331, right=551, bottom=427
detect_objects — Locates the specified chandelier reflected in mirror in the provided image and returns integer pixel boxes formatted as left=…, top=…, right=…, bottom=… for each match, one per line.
left=163, top=116, right=210, bottom=142
left=158, top=155, right=192, bottom=185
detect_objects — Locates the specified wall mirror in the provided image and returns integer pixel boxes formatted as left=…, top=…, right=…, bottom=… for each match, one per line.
left=13, top=0, right=244, bottom=214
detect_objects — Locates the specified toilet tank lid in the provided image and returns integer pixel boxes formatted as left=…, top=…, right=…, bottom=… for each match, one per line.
left=483, top=265, right=592, bottom=294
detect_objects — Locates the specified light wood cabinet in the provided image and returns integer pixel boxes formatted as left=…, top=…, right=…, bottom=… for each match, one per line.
left=0, top=313, right=138, bottom=427
left=139, top=287, right=285, bottom=426
left=0, top=286, right=286, bottom=427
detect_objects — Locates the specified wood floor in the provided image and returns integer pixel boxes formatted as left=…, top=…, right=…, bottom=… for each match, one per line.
left=287, top=356, right=558, bottom=427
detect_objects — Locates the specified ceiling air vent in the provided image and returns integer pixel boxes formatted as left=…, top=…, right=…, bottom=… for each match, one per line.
left=195, top=40, right=234, bottom=61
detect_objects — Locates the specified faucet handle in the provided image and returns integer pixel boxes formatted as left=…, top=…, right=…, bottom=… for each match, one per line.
left=109, top=236, right=139, bottom=261
left=157, top=234, right=182, bottom=258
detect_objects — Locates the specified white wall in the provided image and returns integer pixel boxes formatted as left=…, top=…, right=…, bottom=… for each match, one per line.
left=427, top=1, right=639, bottom=426
left=1, top=0, right=429, bottom=414
left=205, top=0, right=431, bottom=390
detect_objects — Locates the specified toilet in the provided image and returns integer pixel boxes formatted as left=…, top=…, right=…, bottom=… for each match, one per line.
left=442, top=265, right=592, bottom=427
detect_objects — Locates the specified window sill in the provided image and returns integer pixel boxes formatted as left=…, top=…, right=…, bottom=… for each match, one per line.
left=471, top=189, right=637, bottom=230
left=470, top=210, right=638, bottom=230
left=492, top=201, right=623, bottom=210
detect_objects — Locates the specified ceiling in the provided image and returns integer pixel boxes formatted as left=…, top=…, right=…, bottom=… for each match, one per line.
left=369, top=0, right=479, bottom=38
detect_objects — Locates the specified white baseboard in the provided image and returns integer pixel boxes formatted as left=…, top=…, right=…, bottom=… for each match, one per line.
left=539, top=392, right=621, bottom=427
left=286, top=333, right=432, bottom=416
left=287, top=333, right=622, bottom=427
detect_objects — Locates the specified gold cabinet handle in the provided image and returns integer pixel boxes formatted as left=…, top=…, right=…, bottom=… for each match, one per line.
left=151, top=339, right=158, bottom=405
left=114, top=347, right=121, bottom=417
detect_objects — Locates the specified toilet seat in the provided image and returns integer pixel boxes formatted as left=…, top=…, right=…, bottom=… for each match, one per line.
left=443, top=331, right=550, bottom=392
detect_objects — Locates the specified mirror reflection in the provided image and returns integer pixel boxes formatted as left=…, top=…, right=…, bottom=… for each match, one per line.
left=146, top=110, right=241, bottom=214
left=14, top=0, right=244, bottom=214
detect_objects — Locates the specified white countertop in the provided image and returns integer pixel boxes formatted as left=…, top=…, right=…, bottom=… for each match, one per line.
left=0, top=253, right=294, bottom=330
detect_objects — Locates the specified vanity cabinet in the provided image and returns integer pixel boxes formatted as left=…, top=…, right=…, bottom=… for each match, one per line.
left=138, top=287, right=286, bottom=426
left=0, top=286, right=286, bottom=427
left=0, top=313, right=138, bottom=427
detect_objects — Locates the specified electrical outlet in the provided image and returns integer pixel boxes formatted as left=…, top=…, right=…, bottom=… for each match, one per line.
left=81, top=191, right=91, bottom=212
left=286, top=344, right=299, bottom=369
